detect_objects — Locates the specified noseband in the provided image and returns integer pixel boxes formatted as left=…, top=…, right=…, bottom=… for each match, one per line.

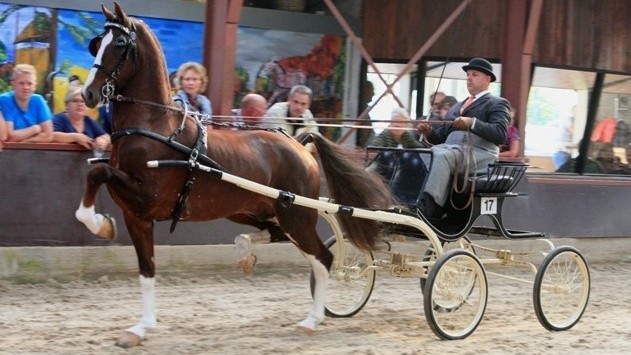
left=89, top=21, right=138, bottom=103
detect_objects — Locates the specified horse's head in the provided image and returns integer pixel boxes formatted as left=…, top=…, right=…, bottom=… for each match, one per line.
left=257, top=60, right=281, bottom=78
left=83, top=2, right=141, bottom=108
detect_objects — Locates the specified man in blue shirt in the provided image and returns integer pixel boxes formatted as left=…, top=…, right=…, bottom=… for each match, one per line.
left=0, top=64, right=53, bottom=143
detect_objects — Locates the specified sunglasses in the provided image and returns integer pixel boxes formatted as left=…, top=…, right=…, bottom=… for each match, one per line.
left=68, top=99, right=86, bottom=104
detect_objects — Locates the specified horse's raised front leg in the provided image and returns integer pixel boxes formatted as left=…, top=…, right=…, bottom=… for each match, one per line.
left=116, top=212, right=157, bottom=348
left=75, top=163, right=135, bottom=239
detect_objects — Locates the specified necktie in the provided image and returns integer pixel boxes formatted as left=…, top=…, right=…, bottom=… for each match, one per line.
left=460, top=95, right=475, bottom=114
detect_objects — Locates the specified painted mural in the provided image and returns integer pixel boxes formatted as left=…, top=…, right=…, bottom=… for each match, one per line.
left=0, top=3, right=345, bottom=138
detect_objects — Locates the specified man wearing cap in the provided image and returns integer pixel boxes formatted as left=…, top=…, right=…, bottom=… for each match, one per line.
left=415, top=57, right=510, bottom=219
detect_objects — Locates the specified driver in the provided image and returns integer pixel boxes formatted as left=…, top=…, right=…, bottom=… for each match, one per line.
left=415, top=58, right=510, bottom=219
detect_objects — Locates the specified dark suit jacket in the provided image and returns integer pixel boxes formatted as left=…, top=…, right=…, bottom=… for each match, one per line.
left=427, top=92, right=510, bottom=147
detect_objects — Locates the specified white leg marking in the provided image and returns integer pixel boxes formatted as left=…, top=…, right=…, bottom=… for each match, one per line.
left=297, top=253, right=328, bottom=333
left=75, top=201, right=105, bottom=235
left=126, top=275, right=157, bottom=338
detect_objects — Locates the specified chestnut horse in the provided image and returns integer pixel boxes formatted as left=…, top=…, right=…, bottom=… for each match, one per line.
left=76, top=2, right=393, bottom=348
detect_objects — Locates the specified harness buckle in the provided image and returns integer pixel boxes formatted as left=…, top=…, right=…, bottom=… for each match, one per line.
left=102, top=80, right=115, bottom=104
left=188, top=148, right=199, bottom=168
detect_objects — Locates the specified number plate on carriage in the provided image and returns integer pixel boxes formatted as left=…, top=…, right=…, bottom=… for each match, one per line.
left=481, top=197, right=497, bottom=215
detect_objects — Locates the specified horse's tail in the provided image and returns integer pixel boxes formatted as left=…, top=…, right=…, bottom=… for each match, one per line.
left=297, top=132, right=396, bottom=251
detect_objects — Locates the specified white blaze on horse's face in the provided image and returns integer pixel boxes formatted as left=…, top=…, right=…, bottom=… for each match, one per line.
left=83, top=31, right=114, bottom=101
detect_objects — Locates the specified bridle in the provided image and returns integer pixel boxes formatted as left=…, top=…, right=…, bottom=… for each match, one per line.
left=87, top=20, right=194, bottom=132
left=88, top=21, right=138, bottom=105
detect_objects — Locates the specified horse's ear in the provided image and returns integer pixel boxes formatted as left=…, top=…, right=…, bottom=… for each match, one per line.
left=113, top=1, right=132, bottom=28
left=101, top=3, right=115, bottom=21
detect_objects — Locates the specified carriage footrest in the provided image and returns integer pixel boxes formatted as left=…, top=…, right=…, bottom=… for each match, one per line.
left=87, top=157, right=110, bottom=164
left=469, top=226, right=545, bottom=239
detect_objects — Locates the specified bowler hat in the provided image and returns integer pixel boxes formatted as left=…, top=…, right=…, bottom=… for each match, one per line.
left=462, top=57, right=496, bottom=82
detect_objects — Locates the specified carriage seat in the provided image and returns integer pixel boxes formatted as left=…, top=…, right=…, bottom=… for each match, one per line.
left=468, top=162, right=527, bottom=194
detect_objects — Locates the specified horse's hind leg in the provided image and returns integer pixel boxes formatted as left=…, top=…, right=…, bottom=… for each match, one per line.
left=75, top=163, right=120, bottom=239
left=278, top=210, right=333, bottom=334
left=297, top=242, right=332, bottom=335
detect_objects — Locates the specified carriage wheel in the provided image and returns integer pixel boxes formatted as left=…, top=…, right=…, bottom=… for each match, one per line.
left=310, top=236, right=375, bottom=318
left=420, top=236, right=473, bottom=291
left=533, top=246, right=590, bottom=331
left=424, top=249, right=487, bottom=340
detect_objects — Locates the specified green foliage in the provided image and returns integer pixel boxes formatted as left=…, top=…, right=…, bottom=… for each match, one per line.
left=527, top=87, right=564, bottom=126
left=78, top=12, right=103, bottom=36
left=33, top=10, right=51, bottom=33
left=58, top=59, right=71, bottom=74
left=0, top=5, right=22, bottom=24
left=0, top=41, right=6, bottom=62
left=233, top=66, right=250, bottom=107
left=59, top=17, right=95, bottom=45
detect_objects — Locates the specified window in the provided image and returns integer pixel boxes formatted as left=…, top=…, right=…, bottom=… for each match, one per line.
left=366, top=63, right=415, bottom=133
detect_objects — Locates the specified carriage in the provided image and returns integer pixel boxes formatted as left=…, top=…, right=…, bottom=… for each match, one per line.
left=76, top=2, right=590, bottom=347
left=310, top=147, right=590, bottom=340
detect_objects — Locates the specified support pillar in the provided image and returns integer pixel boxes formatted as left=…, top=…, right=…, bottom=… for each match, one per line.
left=204, top=0, right=243, bottom=118
left=502, top=0, right=544, bottom=156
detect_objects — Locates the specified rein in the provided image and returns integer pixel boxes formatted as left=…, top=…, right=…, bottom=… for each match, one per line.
left=447, top=130, right=477, bottom=211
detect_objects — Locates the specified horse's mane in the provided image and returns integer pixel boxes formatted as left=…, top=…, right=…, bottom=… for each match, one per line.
left=111, top=13, right=171, bottom=104
left=131, top=19, right=169, bottom=83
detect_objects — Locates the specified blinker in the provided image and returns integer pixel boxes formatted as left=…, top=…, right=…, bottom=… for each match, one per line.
left=88, top=33, right=105, bottom=57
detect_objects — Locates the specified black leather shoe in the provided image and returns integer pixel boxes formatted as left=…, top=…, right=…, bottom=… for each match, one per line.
left=416, top=193, right=445, bottom=220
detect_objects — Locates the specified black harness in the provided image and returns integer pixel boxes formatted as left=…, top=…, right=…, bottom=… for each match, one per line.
left=111, top=118, right=219, bottom=233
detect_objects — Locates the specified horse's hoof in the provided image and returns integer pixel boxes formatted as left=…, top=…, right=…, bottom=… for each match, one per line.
left=97, top=214, right=117, bottom=240
left=115, top=331, right=142, bottom=348
left=238, top=254, right=257, bottom=274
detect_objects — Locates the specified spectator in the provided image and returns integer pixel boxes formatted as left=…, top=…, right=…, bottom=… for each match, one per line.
left=592, top=142, right=631, bottom=174
left=366, top=107, right=428, bottom=204
left=173, top=62, right=212, bottom=116
left=68, top=74, right=82, bottom=90
left=0, top=112, right=7, bottom=150
left=356, top=80, right=375, bottom=148
left=264, top=84, right=318, bottom=137
left=97, top=102, right=113, bottom=134
left=556, top=139, right=600, bottom=173
left=416, top=58, right=510, bottom=219
left=232, top=93, right=267, bottom=124
left=169, top=70, right=178, bottom=95
left=499, top=107, right=521, bottom=158
left=553, top=108, right=575, bottom=169
left=52, top=87, right=111, bottom=152
left=368, top=107, right=423, bottom=149
left=438, top=96, right=458, bottom=120
left=427, top=91, right=446, bottom=120
left=0, top=64, right=53, bottom=143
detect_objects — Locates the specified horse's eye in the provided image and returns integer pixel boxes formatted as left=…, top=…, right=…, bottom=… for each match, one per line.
left=116, top=36, right=128, bottom=47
